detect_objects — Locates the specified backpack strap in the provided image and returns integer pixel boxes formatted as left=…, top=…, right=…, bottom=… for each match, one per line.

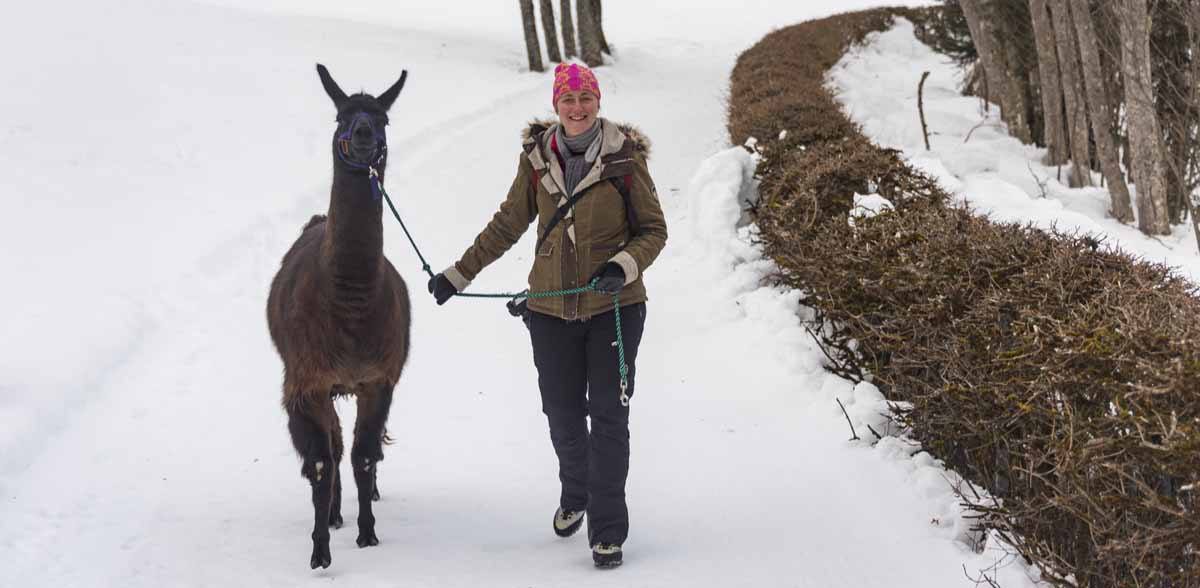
left=612, top=174, right=640, bottom=238
left=532, top=174, right=639, bottom=256
left=527, top=126, right=643, bottom=255
left=534, top=186, right=590, bottom=255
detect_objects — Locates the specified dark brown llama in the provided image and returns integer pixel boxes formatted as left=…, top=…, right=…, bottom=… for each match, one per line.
left=266, top=63, right=411, bottom=570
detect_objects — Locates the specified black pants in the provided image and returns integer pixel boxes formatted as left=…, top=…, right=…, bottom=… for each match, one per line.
left=529, top=303, right=646, bottom=547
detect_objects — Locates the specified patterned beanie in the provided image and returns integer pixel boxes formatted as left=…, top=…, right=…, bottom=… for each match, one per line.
left=552, top=63, right=601, bottom=107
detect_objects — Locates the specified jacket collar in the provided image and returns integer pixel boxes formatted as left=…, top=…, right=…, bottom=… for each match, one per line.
left=529, top=118, right=627, bottom=199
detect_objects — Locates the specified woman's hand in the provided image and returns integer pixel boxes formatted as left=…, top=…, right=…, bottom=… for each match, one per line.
left=428, top=273, right=458, bottom=305
left=590, top=262, right=626, bottom=295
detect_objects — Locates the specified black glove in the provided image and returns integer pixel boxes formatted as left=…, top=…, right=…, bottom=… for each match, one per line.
left=590, top=262, right=626, bottom=295
left=427, top=273, right=457, bottom=305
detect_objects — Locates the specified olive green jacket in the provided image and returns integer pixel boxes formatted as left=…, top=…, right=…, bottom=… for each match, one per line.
left=444, top=118, right=668, bottom=321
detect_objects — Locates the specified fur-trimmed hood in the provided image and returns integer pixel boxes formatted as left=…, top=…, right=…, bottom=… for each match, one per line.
left=522, top=117, right=652, bottom=160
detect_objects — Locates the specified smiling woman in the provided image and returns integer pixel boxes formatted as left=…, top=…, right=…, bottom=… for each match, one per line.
left=556, top=91, right=598, bottom=137
left=426, top=61, right=667, bottom=569
left=552, top=62, right=601, bottom=137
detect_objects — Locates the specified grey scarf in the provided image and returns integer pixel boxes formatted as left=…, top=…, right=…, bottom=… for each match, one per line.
left=556, top=121, right=602, bottom=197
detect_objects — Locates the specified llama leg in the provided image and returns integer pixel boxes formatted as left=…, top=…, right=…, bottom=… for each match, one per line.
left=351, top=384, right=394, bottom=548
left=371, top=429, right=383, bottom=502
left=329, top=416, right=345, bottom=529
left=288, top=398, right=336, bottom=569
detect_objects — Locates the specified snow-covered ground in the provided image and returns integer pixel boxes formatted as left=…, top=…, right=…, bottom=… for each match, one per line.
left=830, top=19, right=1200, bottom=284
left=3, top=2, right=1051, bottom=586
left=825, top=20, right=1200, bottom=587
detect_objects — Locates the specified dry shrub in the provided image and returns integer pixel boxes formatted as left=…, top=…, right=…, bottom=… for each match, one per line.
left=729, top=7, right=1200, bottom=587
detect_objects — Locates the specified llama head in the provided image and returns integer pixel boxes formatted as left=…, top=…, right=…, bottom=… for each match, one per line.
left=316, top=63, right=407, bottom=172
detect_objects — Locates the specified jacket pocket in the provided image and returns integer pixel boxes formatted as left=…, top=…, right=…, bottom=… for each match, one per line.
left=529, top=239, right=558, bottom=296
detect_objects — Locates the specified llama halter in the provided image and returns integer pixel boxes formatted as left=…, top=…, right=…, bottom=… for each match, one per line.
left=336, top=112, right=388, bottom=196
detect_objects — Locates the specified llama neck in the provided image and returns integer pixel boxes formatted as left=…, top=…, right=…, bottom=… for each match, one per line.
left=322, top=167, right=384, bottom=296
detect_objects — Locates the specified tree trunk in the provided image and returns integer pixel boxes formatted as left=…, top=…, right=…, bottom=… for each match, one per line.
left=1029, top=0, right=1068, bottom=164
left=539, top=0, right=562, bottom=63
left=1151, top=1, right=1191, bottom=224
left=1069, top=0, right=1134, bottom=221
left=1050, top=0, right=1093, bottom=187
left=959, top=0, right=1033, bottom=143
left=593, top=0, right=611, bottom=55
left=576, top=0, right=603, bottom=67
left=519, top=0, right=544, bottom=72
left=1117, top=0, right=1170, bottom=235
left=1187, top=0, right=1200, bottom=250
left=560, top=0, right=577, bottom=59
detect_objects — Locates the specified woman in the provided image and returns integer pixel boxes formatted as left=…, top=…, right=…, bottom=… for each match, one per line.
left=427, top=62, right=667, bottom=569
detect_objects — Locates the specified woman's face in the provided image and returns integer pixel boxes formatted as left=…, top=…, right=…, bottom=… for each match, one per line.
left=556, top=90, right=599, bottom=137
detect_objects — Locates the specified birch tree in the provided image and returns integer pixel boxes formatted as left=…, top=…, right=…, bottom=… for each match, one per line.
left=1150, top=1, right=1193, bottom=224
left=561, top=0, right=577, bottom=59
left=1069, top=0, right=1134, bottom=221
left=1050, top=0, right=1092, bottom=187
left=519, top=0, right=545, bottom=72
left=1117, top=0, right=1171, bottom=235
left=958, top=0, right=1033, bottom=143
left=1186, top=0, right=1200, bottom=249
left=1029, top=0, right=1067, bottom=164
left=592, top=0, right=611, bottom=55
left=577, top=0, right=603, bottom=67
left=539, top=0, right=562, bottom=63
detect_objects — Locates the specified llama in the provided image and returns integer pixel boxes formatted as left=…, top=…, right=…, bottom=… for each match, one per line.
left=266, top=63, right=411, bottom=570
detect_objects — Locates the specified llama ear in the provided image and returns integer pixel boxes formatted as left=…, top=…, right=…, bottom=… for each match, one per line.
left=316, top=63, right=348, bottom=109
left=377, top=70, right=408, bottom=111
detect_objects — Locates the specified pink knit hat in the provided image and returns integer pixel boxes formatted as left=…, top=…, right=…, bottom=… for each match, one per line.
left=552, top=63, right=601, bottom=107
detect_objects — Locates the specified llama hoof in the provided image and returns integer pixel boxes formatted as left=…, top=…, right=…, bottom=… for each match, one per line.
left=356, top=530, right=380, bottom=548
left=329, top=512, right=344, bottom=529
left=310, top=542, right=332, bottom=569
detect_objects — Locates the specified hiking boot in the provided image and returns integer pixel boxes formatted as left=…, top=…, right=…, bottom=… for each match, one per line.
left=592, top=543, right=623, bottom=568
left=553, top=507, right=584, bottom=538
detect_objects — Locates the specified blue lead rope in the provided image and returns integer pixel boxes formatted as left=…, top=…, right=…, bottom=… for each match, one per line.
left=371, top=167, right=630, bottom=406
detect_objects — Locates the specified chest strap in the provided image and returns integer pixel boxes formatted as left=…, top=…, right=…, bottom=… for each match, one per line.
left=533, top=173, right=637, bottom=255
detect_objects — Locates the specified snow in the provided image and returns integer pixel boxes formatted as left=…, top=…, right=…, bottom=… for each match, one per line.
left=2, top=2, right=1049, bottom=586
left=850, top=193, right=895, bottom=226
left=829, top=18, right=1200, bottom=283
left=825, top=18, right=1200, bottom=586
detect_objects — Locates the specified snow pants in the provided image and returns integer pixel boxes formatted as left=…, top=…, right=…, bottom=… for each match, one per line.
left=528, top=302, right=646, bottom=547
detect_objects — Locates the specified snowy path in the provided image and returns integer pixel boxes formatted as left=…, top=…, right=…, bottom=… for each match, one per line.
left=2, top=3, right=1038, bottom=586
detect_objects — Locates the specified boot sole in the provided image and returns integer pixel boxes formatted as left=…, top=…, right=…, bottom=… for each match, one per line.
left=593, top=556, right=623, bottom=569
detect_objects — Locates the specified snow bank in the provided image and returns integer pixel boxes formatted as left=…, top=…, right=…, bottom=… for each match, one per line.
left=683, top=141, right=1044, bottom=588
left=685, top=146, right=760, bottom=260
left=830, top=18, right=1200, bottom=282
